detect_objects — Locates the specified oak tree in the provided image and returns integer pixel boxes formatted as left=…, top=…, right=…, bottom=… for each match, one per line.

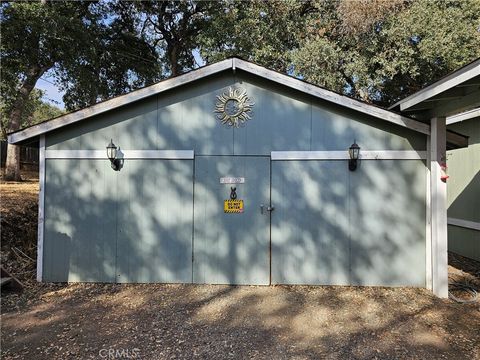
left=1, top=1, right=158, bottom=180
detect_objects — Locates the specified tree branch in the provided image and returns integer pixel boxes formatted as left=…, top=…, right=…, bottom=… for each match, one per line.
left=8, top=63, right=52, bottom=132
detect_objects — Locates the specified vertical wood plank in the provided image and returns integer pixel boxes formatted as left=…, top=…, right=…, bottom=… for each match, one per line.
left=271, top=161, right=350, bottom=285
left=37, top=135, right=45, bottom=281
left=193, top=156, right=270, bottom=285
left=115, top=159, right=193, bottom=283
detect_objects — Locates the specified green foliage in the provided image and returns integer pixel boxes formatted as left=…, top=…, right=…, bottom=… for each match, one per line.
left=199, top=0, right=480, bottom=106
left=57, top=1, right=161, bottom=110
left=128, top=1, right=221, bottom=77
left=31, top=93, right=64, bottom=125
left=198, top=0, right=313, bottom=72
left=292, top=0, right=480, bottom=105
left=2, top=0, right=479, bottom=124
left=373, top=0, right=480, bottom=104
left=0, top=0, right=160, bottom=116
left=1, top=89, right=63, bottom=139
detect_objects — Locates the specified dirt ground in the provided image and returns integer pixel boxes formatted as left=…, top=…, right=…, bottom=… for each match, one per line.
left=1, top=283, right=479, bottom=359
left=1, top=172, right=479, bottom=360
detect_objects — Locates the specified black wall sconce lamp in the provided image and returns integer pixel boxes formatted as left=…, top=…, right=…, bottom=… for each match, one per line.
left=348, top=141, right=360, bottom=171
left=106, top=139, right=123, bottom=171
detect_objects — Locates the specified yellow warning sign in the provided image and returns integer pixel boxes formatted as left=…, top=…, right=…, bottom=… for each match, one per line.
left=224, top=200, right=244, bottom=213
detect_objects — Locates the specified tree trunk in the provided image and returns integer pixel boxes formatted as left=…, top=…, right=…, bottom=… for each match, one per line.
left=169, top=45, right=179, bottom=76
left=4, top=145, right=21, bottom=181
left=4, top=64, right=50, bottom=181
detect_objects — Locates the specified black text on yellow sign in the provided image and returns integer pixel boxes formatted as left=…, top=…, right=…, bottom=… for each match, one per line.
left=224, top=199, right=244, bottom=213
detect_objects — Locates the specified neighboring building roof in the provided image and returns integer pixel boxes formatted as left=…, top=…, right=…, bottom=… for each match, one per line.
left=389, top=58, right=480, bottom=116
left=447, top=108, right=480, bottom=125
left=8, top=57, right=466, bottom=147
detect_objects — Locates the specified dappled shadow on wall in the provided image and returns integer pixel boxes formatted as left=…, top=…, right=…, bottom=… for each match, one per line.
left=271, top=158, right=426, bottom=287
left=43, top=158, right=194, bottom=283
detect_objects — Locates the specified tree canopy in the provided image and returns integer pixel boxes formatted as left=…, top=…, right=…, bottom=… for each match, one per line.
left=0, top=0, right=159, bottom=179
left=0, top=89, right=63, bottom=140
left=0, top=0, right=159, bottom=116
left=198, top=0, right=480, bottom=106
left=292, top=0, right=480, bottom=105
left=1, top=0, right=479, bottom=180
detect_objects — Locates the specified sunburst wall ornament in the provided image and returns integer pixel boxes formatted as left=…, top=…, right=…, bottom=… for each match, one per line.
left=215, top=87, right=254, bottom=128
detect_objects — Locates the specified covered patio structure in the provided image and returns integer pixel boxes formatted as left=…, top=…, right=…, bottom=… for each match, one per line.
left=390, top=58, right=480, bottom=297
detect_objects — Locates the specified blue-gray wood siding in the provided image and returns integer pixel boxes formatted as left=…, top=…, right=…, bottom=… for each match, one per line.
left=44, top=159, right=116, bottom=282
left=271, top=160, right=426, bottom=286
left=446, top=119, right=480, bottom=261
left=193, top=156, right=270, bottom=285
left=46, top=72, right=426, bottom=154
left=115, top=159, right=193, bottom=283
left=43, top=159, right=193, bottom=282
left=42, top=70, right=428, bottom=285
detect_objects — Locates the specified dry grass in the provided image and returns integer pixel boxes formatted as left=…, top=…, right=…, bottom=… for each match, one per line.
left=1, top=170, right=39, bottom=289
left=0, top=170, right=39, bottom=215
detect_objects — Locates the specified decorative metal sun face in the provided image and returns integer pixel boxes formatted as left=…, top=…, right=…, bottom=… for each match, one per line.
left=215, top=87, right=254, bottom=127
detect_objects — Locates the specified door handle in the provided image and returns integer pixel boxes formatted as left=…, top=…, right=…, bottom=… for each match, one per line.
left=260, top=204, right=274, bottom=214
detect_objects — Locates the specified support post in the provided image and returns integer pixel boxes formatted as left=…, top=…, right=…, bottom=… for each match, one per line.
left=37, top=135, right=45, bottom=282
left=430, top=118, right=448, bottom=298
left=425, top=136, right=432, bottom=290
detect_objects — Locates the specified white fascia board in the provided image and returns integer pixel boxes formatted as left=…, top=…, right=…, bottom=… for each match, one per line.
left=448, top=217, right=480, bottom=231
left=271, top=150, right=426, bottom=160
left=8, top=59, right=233, bottom=144
left=45, top=149, right=194, bottom=159
left=446, top=108, right=480, bottom=124
left=233, top=58, right=431, bottom=135
left=390, top=60, right=480, bottom=111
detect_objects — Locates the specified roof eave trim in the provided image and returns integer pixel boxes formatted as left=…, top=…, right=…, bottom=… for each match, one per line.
left=9, top=57, right=431, bottom=144
left=8, top=59, right=233, bottom=144
left=389, top=60, right=480, bottom=111
left=446, top=108, right=480, bottom=125
left=233, top=58, right=430, bottom=135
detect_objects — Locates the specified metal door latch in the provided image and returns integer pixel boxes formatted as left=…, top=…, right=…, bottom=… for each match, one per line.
left=260, top=204, right=274, bottom=214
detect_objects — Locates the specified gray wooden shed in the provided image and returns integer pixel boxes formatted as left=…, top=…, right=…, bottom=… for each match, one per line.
left=8, top=58, right=468, bottom=296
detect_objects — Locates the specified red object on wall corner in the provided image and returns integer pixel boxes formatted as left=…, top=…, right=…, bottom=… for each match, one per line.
left=440, top=163, right=449, bottom=183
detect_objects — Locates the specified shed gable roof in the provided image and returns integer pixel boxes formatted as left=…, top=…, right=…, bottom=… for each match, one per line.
left=8, top=58, right=435, bottom=145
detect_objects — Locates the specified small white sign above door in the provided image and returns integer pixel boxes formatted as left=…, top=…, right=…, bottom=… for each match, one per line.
left=220, top=177, right=245, bottom=184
